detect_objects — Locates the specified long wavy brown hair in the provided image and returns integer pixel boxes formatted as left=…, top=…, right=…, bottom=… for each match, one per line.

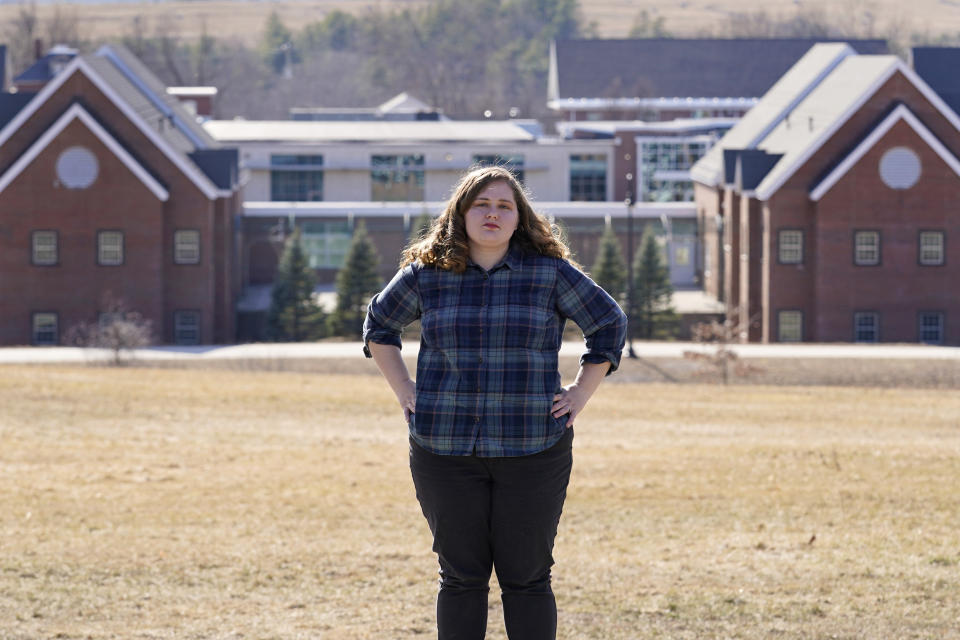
left=401, top=166, right=576, bottom=272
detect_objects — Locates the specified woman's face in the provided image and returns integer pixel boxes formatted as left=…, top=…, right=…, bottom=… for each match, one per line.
left=464, top=180, right=519, bottom=256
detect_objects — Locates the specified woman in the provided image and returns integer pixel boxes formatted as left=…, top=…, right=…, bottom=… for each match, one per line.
left=363, top=166, right=626, bottom=640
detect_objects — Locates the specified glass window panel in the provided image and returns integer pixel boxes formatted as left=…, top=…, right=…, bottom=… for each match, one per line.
left=854, top=231, right=880, bottom=266
left=371, top=155, right=425, bottom=201
left=778, top=311, right=802, bottom=342
left=174, top=311, right=200, bottom=345
left=778, top=230, right=803, bottom=264
left=270, top=155, right=323, bottom=201
left=854, top=312, right=879, bottom=343
left=919, top=231, right=944, bottom=266
left=174, top=230, right=201, bottom=264
left=300, top=221, right=353, bottom=269
left=98, top=231, right=124, bottom=266
left=32, top=231, right=58, bottom=265
left=919, top=312, right=944, bottom=344
left=32, top=312, right=58, bottom=345
left=569, top=154, right=607, bottom=201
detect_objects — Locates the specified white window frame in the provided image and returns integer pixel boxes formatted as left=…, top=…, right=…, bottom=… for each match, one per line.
left=919, top=231, right=944, bottom=266
left=98, top=230, right=124, bottom=266
left=32, top=230, right=58, bottom=266
left=919, top=311, right=944, bottom=345
left=854, top=230, right=880, bottom=266
left=778, top=310, right=803, bottom=343
left=778, top=229, right=803, bottom=265
left=32, top=312, right=58, bottom=345
left=174, top=229, right=201, bottom=265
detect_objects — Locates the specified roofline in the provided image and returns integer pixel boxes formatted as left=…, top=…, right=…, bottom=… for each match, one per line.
left=0, top=102, right=169, bottom=201
left=548, top=97, right=759, bottom=111
left=0, top=56, right=221, bottom=200
left=754, top=58, right=902, bottom=201
left=810, top=104, right=960, bottom=201
left=243, top=200, right=697, bottom=220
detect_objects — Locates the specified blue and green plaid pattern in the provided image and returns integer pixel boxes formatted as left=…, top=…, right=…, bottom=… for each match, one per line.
left=363, top=248, right=627, bottom=457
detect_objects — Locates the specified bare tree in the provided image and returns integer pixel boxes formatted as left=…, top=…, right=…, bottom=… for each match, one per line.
left=65, top=294, right=154, bottom=366
left=683, top=312, right=762, bottom=385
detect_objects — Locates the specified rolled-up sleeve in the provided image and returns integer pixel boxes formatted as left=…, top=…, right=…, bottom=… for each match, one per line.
left=555, top=260, right=628, bottom=374
left=362, top=264, right=421, bottom=358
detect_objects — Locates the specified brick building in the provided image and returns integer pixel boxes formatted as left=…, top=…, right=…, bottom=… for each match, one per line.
left=692, top=43, right=960, bottom=345
left=0, top=44, right=241, bottom=346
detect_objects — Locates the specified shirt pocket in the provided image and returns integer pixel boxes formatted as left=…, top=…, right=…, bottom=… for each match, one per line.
left=503, top=304, right=557, bottom=350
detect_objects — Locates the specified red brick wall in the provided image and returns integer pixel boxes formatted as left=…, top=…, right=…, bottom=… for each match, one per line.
left=0, top=121, right=165, bottom=344
left=812, top=119, right=960, bottom=343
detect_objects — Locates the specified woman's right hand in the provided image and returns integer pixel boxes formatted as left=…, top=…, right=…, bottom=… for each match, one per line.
left=396, top=378, right=416, bottom=422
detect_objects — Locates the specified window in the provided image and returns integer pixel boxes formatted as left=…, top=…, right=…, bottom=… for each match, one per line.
left=854, top=312, right=880, bottom=343
left=569, top=154, right=607, bottom=201
left=174, top=310, right=200, bottom=345
left=778, top=229, right=803, bottom=264
left=473, top=154, right=525, bottom=185
left=32, top=230, right=58, bottom=265
left=854, top=230, right=880, bottom=266
left=371, top=155, right=425, bottom=201
left=32, top=312, right=58, bottom=345
left=638, top=137, right=710, bottom=202
left=778, top=310, right=803, bottom=342
left=174, top=230, right=201, bottom=265
left=919, top=312, right=944, bottom=344
left=270, top=154, right=323, bottom=201
left=98, top=231, right=124, bottom=265
left=919, top=231, right=945, bottom=266
left=300, top=221, right=352, bottom=269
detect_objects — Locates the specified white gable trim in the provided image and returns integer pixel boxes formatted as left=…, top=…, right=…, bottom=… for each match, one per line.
left=0, top=57, right=220, bottom=200
left=0, top=103, right=169, bottom=201
left=754, top=59, right=900, bottom=201
left=756, top=59, right=960, bottom=201
left=811, top=104, right=960, bottom=201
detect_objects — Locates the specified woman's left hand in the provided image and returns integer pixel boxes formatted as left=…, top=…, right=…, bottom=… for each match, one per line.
left=551, top=361, right=611, bottom=428
left=552, top=384, right=592, bottom=428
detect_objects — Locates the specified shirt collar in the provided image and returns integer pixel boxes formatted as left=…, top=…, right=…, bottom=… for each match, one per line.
left=467, top=246, right=523, bottom=272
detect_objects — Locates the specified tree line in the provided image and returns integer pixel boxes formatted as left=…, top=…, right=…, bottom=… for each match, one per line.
left=6, top=0, right=952, bottom=120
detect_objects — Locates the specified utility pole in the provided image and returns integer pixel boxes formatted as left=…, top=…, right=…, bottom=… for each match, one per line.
left=625, top=171, right=637, bottom=359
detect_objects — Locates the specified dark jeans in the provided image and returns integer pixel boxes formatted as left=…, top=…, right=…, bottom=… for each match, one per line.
left=409, top=428, right=574, bottom=640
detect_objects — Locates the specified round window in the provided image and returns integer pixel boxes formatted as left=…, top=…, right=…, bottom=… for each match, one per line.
left=879, top=146, right=921, bottom=190
left=56, top=146, right=99, bottom=189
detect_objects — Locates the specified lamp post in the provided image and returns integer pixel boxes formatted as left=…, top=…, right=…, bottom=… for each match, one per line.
left=624, top=171, right=637, bottom=359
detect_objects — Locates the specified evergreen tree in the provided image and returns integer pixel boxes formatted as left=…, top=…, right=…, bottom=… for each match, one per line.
left=630, top=228, right=678, bottom=340
left=260, top=11, right=300, bottom=75
left=266, top=228, right=325, bottom=341
left=591, top=223, right=627, bottom=302
left=328, top=221, right=382, bottom=338
left=410, top=209, right=435, bottom=243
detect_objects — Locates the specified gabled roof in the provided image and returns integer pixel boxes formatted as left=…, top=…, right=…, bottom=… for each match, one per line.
left=376, top=92, right=434, bottom=115
left=0, top=102, right=169, bottom=201
left=549, top=38, right=888, bottom=105
left=0, top=55, right=227, bottom=199
left=752, top=56, right=960, bottom=200
left=691, top=43, right=858, bottom=187
left=810, top=104, right=960, bottom=201
left=203, top=120, right=536, bottom=143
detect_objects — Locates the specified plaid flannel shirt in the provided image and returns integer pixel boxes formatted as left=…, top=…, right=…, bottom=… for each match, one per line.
left=363, top=248, right=627, bottom=457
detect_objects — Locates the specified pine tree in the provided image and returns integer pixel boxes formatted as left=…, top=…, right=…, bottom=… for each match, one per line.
left=591, top=223, right=627, bottom=302
left=630, top=228, right=678, bottom=340
left=410, top=209, right=434, bottom=243
left=328, top=221, right=382, bottom=338
left=266, top=228, right=325, bottom=341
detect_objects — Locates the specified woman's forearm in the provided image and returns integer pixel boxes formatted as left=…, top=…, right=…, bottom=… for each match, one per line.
left=368, top=342, right=416, bottom=418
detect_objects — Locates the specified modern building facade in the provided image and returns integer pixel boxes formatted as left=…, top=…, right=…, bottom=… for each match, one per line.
left=692, top=43, right=960, bottom=345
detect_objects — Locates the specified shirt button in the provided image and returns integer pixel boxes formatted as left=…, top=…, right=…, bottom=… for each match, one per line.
left=478, top=356, right=483, bottom=363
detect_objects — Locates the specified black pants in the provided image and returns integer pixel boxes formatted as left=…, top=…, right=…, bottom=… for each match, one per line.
left=409, top=428, right=574, bottom=640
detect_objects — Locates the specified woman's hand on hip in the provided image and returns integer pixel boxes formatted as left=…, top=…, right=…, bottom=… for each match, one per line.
left=551, top=361, right=611, bottom=427
left=397, top=378, right=416, bottom=421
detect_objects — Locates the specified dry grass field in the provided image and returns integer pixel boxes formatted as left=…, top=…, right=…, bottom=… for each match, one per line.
left=1, top=0, right=956, bottom=45
left=2, top=363, right=960, bottom=639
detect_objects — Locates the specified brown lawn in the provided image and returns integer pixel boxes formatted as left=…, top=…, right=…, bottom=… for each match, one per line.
left=1, top=364, right=959, bottom=639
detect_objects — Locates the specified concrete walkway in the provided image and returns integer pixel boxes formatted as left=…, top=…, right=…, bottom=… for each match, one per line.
left=1, top=340, right=958, bottom=364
